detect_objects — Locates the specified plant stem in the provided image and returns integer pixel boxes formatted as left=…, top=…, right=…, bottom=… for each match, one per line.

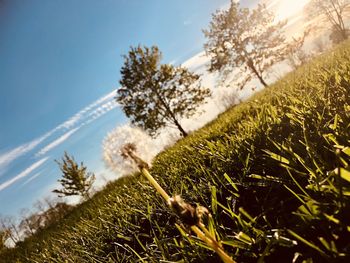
left=140, top=167, right=235, bottom=263
left=191, top=225, right=236, bottom=263
left=199, top=222, right=218, bottom=242
left=141, top=168, right=170, bottom=201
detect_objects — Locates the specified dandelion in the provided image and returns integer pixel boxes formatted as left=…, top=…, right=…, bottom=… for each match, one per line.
left=103, top=124, right=161, bottom=175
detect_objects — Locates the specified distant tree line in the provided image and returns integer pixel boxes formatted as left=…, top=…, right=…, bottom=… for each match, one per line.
left=0, top=197, right=72, bottom=250
left=0, top=152, right=93, bottom=250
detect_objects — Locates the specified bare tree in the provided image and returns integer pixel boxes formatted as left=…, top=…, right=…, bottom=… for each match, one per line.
left=34, top=198, right=57, bottom=227
left=0, top=216, right=20, bottom=244
left=0, top=226, right=10, bottom=250
left=306, top=0, right=350, bottom=44
left=286, top=31, right=312, bottom=70
left=34, top=199, right=50, bottom=223
left=313, top=36, right=331, bottom=53
left=217, top=90, right=240, bottom=111
left=33, top=197, right=72, bottom=229
left=19, top=209, right=36, bottom=236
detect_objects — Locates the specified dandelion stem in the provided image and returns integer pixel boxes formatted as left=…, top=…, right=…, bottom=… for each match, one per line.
left=141, top=168, right=170, bottom=201
left=122, top=145, right=235, bottom=263
left=199, top=222, right=218, bottom=243
left=191, top=225, right=236, bottom=263
left=141, top=167, right=235, bottom=263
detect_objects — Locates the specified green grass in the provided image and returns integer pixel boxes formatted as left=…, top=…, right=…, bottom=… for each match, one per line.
left=2, top=41, right=350, bottom=262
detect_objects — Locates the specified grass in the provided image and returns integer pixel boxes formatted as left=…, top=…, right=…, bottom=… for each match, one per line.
left=1, top=41, right=350, bottom=262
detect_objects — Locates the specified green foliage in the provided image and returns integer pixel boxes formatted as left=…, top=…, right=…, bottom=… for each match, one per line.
left=53, top=152, right=95, bottom=199
left=203, top=2, right=298, bottom=89
left=117, top=45, right=211, bottom=137
left=3, top=41, right=350, bottom=262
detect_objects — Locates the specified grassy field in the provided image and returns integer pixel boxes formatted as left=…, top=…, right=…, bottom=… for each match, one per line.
left=2, top=41, right=350, bottom=262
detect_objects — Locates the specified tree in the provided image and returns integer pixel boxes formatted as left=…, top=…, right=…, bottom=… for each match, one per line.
left=53, top=152, right=95, bottom=199
left=19, top=209, right=38, bottom=237
left=306, top=0, right=350, bottom=44
left=286, top=31, right=312, bottom=70
left=0, top=221, right=11, bottom=250
left=203, top=1, right=300, bottom=89
left=30, top=198, right=72, bottom=231
left=0, top=216, right=20, bottom=244
left=313, top=36, right=331, bottom=54
left=116, top=45, right=211, bottom=137
left=216, top=89, right=240, bottom=112
left=0, top=229, right=9, bottom=250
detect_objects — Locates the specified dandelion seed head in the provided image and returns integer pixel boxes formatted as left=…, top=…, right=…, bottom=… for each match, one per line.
left=102, top=124, right=162, bottom=176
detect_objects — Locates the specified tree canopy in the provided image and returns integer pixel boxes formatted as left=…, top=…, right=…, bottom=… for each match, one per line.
left=53, top=152, right=95, bottom=199
left=116, top=45, right=211, bottom=137
left=204, top=1, right=299, bottom=89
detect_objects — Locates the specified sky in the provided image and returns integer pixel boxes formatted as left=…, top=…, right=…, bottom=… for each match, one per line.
left=0, top=0, right=312, bottom=218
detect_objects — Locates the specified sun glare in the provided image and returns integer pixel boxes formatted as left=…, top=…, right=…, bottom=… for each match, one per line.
left=275, top=0, right=310, bottom=21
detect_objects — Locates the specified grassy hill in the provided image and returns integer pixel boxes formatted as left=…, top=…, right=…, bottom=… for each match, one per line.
left=2, top=41, right=350, bottom=262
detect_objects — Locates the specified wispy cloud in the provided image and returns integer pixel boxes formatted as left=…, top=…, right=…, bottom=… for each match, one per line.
left=0, top=131, right=53, bottom=172
left=34, top=92, right=119, bottom=157
left=36, top=127, right=80, bottom=157
left=0, top=90, right=118, bottom=172
left=86, top=100, right=119, bottom=120
left=56, top=90, right=117, bottom=130
left=20, top=172, right=42, bottom=187
left=0, top=157, right=49, bottom=192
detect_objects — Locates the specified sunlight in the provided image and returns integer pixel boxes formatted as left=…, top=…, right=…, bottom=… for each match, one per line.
left=274, top=0, right=310, bottom=20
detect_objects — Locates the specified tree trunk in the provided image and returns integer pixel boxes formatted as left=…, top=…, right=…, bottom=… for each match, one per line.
left=153, top=89, right=188, bottom=137
left=340, top=27, right=348, bottom=41
left=333, top=0, right=347, bottom=40
left=173, top=118, right=188, bottom=137
left=247, top=59, right=269, bottom=88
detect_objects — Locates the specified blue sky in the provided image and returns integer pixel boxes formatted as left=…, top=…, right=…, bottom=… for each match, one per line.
left=0, top=0, right=246, bottom=217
